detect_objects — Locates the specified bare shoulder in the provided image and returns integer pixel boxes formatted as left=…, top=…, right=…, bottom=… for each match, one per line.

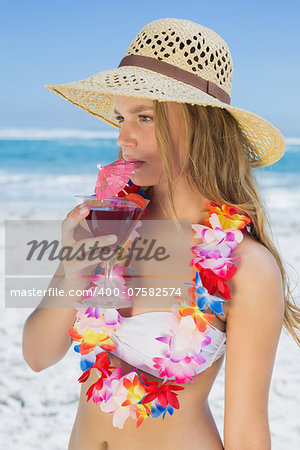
left=236, top=233, right=281, bottom=276
left=222, top=233, right=284, bottom=318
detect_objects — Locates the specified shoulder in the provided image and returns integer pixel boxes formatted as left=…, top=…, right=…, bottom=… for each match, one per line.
left=236, top=233, right=281, bottom=279
left=223, top=233, right=284, bottom=318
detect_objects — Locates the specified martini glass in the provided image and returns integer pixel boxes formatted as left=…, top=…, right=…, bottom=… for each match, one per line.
left=75, top=194, right=149, bottom=307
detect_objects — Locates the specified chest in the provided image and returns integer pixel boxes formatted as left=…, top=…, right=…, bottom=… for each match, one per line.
left=119, top=219, right=191, bottom=316
left=119, top=213, right=226, bottom=331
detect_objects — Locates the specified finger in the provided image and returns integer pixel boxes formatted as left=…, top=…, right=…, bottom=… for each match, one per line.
left=73, top=222, right=90, bottom=241
left=62, top=203, right=90, bottom=244
left=70, top=234, right=118, bottom=255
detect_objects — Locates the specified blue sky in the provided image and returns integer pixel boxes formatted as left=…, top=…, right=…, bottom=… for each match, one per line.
left=1, top=0, right=300, bottom=136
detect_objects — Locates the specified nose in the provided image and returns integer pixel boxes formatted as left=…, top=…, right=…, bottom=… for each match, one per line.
left=116, top=121, right=137, bottom=151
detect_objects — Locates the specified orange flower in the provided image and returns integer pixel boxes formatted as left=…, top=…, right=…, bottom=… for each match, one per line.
left=121, top=373, right=147, bottom=407
left=133, top=403, right=151, bottom=428
left=203, top=202, right=252, bottom=230
left=68, top=327, right=115, bottom=355
left=178, top=305, right=215, bottom=332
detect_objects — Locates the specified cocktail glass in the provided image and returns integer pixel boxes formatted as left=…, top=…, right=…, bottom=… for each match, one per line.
left=75, top=194, right=149, bottom=308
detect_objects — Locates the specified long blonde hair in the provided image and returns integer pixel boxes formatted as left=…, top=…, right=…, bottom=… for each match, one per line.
left=151, top=100, right=300, bottom=346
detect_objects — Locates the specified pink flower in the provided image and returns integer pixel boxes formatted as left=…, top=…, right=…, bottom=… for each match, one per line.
left=100, top=371, right=145, bottom=429
left=87, top=367, right=123, bottom=405
left=192, top=255, right=240, bottom=277
left=153, top=352, right=206, bottom=384
left=73, top=306, right=120, bottom=336
left=153, top=310, right=211, bottom=384
left=192, top=214, right=243, bottom=259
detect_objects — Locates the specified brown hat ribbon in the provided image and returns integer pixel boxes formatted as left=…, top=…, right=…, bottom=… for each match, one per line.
left=118, top=54, right=231, bottom=105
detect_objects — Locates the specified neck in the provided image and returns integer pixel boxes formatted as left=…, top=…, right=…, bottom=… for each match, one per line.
left=145, top=176, right=210, bottom=225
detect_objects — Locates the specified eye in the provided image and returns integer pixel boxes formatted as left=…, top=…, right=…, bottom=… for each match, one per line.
left=139, top=115, right=153, bottom=122
left=113, top=114, right=153, bottom=124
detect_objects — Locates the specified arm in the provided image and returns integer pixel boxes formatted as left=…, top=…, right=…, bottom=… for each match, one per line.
left=224, top=241, right=284, bottom=449
left=22, top=203, right=91, bottom=372
left=22, top=203, right=115, bottom=372
left=22, top=260, right=86, bottom=372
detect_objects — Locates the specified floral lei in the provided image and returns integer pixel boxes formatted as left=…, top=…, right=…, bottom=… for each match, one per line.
left=69, top=185, right=252, bottom=429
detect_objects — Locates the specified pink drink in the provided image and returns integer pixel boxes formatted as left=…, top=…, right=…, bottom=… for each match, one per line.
left=77, top=196, right=147, bottom=248
left=75, top=195, right=149, bottom=308
left=87, top=205, right=141, bottom=247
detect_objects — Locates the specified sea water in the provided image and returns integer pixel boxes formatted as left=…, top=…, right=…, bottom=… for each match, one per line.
left=1, top=136, right=299, bottom=219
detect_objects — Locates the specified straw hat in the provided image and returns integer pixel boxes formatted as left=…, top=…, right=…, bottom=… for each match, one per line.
left=45, top=18, right=285, bottom=167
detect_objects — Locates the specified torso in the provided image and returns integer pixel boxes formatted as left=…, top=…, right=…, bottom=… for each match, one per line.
left=68, top=206, right=234, bottom=450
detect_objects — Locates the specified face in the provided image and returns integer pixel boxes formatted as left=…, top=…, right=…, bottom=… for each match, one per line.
left=114, top=95, right=187, bottom=187
left=114, top=95, right=163, bottom=186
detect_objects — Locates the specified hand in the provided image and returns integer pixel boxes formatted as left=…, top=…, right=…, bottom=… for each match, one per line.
left=61, top=202, right=117, bottom=279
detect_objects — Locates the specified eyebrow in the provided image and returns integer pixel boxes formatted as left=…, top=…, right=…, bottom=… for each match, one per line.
left=113, top=106, right=154, bottom=115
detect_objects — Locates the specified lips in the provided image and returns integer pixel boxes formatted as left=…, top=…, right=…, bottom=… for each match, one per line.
left=131, top=161, right=145, bottom=169
left=124, top=159, right=145, bottom=169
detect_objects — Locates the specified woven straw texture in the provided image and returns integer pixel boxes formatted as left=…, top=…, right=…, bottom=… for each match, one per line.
left=45, top=18, right=285, bottom=167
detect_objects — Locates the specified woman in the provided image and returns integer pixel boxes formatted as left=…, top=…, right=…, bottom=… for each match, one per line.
left=22, top=18, right=300, bottom=449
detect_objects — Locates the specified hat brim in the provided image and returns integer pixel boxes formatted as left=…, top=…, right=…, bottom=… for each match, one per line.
left=45, top=66, right=285, bottom=168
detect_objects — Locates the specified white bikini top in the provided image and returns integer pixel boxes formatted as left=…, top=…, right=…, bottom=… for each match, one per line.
left=110, top=311, right=226, bottom=379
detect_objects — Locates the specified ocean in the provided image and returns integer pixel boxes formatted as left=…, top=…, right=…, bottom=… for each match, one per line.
left=1, top=135, right=300, bottom=219
left=1, top=134, right=299, bottom=449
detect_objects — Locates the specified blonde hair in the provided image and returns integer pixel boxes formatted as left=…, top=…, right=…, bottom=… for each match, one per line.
left=119, top=100, right=300, bottom=346
left=151, top=100, right=300, bottom=345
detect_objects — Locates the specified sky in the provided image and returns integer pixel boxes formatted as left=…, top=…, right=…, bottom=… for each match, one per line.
left=1, top=0, right=300, bottom=137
